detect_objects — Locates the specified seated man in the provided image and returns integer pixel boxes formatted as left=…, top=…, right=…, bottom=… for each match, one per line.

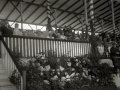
left=52, top=29, right=59, bottom=38
left=13, top=23, right=23, bottom=36
left=22, top=30, right=28, bottom=36
left=110, top=42, right=119, bottom=74
left=46, top=31, right=54, bottom=39
left=1, top=19, right=13, bottom=35
left=27, top=30, right=36, bottom=37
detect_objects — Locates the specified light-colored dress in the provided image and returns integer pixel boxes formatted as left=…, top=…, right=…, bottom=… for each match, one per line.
left=13, top=28, right=23, bottom=36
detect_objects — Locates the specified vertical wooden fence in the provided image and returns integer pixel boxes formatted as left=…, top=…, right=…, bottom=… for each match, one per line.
left=0, top=36, right=23, bottom=90
left=2, top=35, right=91, bottom=58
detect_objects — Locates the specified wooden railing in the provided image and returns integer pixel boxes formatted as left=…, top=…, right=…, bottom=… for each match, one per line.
left=0, top=36, right=25, bottom=90
left=0, top=35, right=92, bottom=90
left=2, top=35, right=91, bottom=58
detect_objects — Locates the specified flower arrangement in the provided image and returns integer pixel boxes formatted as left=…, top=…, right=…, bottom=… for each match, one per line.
left=9, top=51, right=118, bottom=90
left=9, top=70, right=21, bottom=86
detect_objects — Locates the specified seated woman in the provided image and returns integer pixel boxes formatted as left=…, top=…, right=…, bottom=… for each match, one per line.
left=96, top=36, right=103, bottom=46
left=22, top=30, right=28, bottom=36
left=46, top=31, right=54, bottom=39
left=60, top=31, right=67, bottom=40
left=36, top=30, right=42, bottom=37
left=74, top=34, right=80, bottom=41
left=27, top=30, right=36, bottom=37
left=52, top=29, right=59, bottom=38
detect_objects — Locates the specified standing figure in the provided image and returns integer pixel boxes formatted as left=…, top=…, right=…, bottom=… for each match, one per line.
left=13, top=23, right=23, bottom=36
left=1, top=19, right=13, bottom=35
left=110, top=42, right=118, bottom=74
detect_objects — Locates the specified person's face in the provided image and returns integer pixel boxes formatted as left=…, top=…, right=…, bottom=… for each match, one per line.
left=104, top=38, right=107, bottom=41
left=5, top=20, right=8, bottom=24
left=113, top=44, right=116, bottom=48
left=49, top=33, right=52, bottom=36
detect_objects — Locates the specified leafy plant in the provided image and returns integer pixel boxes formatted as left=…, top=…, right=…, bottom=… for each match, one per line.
left=9, top=50, right=118, bottom=90
left=9, top=70, right=20, bottom=85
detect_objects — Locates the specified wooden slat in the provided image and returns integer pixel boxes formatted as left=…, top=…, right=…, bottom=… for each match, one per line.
left=20, top=38, right=22, bottom=57
left=2, top=36, right=92, bottom=58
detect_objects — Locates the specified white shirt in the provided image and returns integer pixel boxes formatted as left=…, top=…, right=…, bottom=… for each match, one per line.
left=13, top=28, right=23, bottom=36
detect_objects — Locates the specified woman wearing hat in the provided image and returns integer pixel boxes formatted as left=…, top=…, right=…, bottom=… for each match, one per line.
left=46, top=31, right=54, bottom=39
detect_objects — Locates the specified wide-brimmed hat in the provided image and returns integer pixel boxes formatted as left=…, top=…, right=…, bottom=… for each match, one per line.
left=36, top=30, right=42, bottom=33
left=112, top=42, right=117, bottom=45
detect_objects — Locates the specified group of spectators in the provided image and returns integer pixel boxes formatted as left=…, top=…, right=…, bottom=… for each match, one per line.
left=0, top=19, right=90, bottom=41
left=95, top=32, right=120, bottom=58
left=0, top=19, right=120, bottom=47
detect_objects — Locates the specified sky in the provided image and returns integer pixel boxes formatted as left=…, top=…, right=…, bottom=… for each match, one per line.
left=8, top=21, right=47, bottom=31
left=8, top=21, right=99, bottom=35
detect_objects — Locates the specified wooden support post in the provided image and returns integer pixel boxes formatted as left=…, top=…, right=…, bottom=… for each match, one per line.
left=111, top=0, right=115, bottom=36
left=36, top=25, right=37, bottom=30
left=54, top=9, right=57, bottom=30
left=22, top=71, right=26, bottom=90
left=119, top=23, right=120, bottom=34
left=89, top=0, right=95, bottom=39
left=0, top=30, right=1, bottom=36
left=0, top=22, right=2, bottom=36
left=81, top=15, right=84, bottom=39
left=20, top=2, right=23, bottom=30
left=101, top=19, right=104, bottom=32
left=47, top=0, right=51, bottom=31
left=84, top=0, right=88, bottom=40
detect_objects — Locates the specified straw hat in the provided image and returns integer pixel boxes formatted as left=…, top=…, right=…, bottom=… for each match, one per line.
left=36, top=29, right=42, bottom=33
left=112, top=42, right=117, bottom=45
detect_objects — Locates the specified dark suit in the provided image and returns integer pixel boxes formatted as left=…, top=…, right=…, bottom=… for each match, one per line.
left=1, top=25, right=13, bottom=35
left=110, top=46, right=118, bottom=73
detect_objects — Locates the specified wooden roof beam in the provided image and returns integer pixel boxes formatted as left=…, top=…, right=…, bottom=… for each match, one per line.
left=6, top=1, right=19, bottom=19
left=32, top=0, right=58, bottom=23
left=38, top=0, right=70, bottom=24
left=24, top=0, right=47, bottom=22
left=51, top=0, right=80, bottom=23
left=12, top=0, right=36, bottom=23
left=0, top=0, right=9, bottom=14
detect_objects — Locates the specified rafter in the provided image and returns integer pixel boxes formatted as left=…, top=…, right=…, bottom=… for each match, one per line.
left=56, top=0, right=85, bottom=26
left=9, top=1, right=21, bottom=13
left=39, top=0, right=70, bottom=24
left=106, top=6, right=120, bottom=20
left=12, top=0, right=36, bottom=23
left=96, top=2, right=120, bottom=20
left=51, top=0, right=80, bottom=23
left=56, top=0, right=91, bottom=28
left=32, top=0, right=58, bottom=23
left=23, top=0, right=80, bottom=16
left=24, top=0, right=47, bottom=22
left=75, top=1, right=119, bottom=32
left=0, top=0, right=9, bottom=14
left=6, top=2, right=19, bottom=19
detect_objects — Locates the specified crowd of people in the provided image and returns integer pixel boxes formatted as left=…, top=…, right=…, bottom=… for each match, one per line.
left=96, top=32, right=120, bottom=57
left=1, top=19, right=120, bottom=58
left=0, top=19, right=90, bottom=41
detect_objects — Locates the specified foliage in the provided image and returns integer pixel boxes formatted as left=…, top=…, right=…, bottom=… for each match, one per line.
left=9, top=70, right=20, bottom=85
left=9, top=51, right=118, bottom=90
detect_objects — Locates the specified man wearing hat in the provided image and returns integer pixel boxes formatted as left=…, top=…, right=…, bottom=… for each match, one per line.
left=27, top=30, right=36, bottom=37
left=110, top=42, right=118, bottom=74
